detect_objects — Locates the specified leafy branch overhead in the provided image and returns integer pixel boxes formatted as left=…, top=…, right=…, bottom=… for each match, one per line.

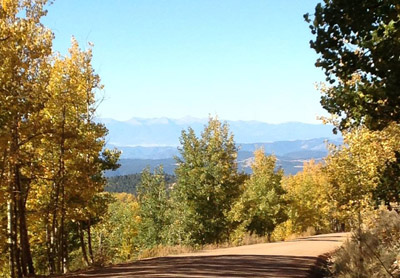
left=306, top=0, right=400, bottom=130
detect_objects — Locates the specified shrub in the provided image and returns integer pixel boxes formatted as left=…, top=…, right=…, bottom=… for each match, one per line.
left=330, top=206, right=400, bottom=278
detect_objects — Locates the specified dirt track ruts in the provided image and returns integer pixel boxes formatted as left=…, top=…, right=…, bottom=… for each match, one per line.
left=64, top=232, right=348, bottom=278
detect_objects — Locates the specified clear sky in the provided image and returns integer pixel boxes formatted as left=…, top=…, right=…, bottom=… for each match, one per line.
left=42, top=0, right=328, bottom=124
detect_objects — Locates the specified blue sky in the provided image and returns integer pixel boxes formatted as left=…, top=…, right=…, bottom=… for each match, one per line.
left=42, top=0, right=328, bottom=124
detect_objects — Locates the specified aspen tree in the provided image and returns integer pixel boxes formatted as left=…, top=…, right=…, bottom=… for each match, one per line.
left=0, top=1, right=52, bottom=276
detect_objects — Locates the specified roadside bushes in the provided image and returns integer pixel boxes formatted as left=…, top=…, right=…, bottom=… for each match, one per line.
left=89, top=193, right=140, bottom=266
left=330, top=206, right=400, bottom=278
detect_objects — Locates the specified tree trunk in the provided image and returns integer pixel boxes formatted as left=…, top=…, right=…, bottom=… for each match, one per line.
left=46, top=219, right=56, bottom=274
left=7, top=199, right=16, bottom=278
left=55, top=226, right=60, bottom=273
left=13, top=195, right=22, bottom=278
left=60, top=200, right=68, bottom=273
left=51, top=177, right=60, bottom=274
left=87, top=220, right=94, bottom=265
left=357, top=209, right=364, bottom=278
left=60, top=188, right=65, bottom=273
left=8, top=117, right=36, bottom=276
left=15, top=164, right=35, bottom=276
left=78, top=222, right=90, bottom=266
left=85, top=88, right=95, bottom=266
left=50, top=208, right=58, bottom=273
left=10, top=121, right=24, bottom=278
left=60, top=106, right=68, bottom=274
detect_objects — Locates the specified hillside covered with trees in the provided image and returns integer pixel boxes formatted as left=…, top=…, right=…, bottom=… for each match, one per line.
left=1, top=0, right=400, bottom=278
left=106, top=173, right=175, bottom=194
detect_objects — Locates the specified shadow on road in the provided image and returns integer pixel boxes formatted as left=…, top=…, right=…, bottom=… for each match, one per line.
left=291, top=235, right=346, bottom=243
left=65, top=254, right=323, bottom=278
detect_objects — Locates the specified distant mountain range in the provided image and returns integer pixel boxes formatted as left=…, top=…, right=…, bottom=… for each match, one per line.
left=100, top=117, right=339, bottom=147
left=106, top=151, right=329, bottom=177
left=100, top=117, right=342, bottom=177
left=110, top=137, right=338, bottom=160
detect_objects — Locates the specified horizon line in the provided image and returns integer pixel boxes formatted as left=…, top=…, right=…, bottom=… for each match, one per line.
left=97, top=115, right=333, bottom=126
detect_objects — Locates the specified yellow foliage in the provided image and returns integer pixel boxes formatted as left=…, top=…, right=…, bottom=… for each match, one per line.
left=113, top=192, right=136, bottom=203
left=271, top=220, right=294, bottom=241
left=325, top=123, right=400, bottom=221
left=282, top=161, right=332, bottom=235
left=90, top=195, right=141, bottom=264
left=0, top=1, right=119, bottom=274
left=1, top=0, right=18, bottom=15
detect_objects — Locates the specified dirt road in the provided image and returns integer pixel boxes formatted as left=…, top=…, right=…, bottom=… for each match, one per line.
left=66, top=233, right=348, bottom=278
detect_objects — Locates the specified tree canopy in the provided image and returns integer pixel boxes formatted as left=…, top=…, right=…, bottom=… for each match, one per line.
left=306, top=0, right=400, bottom=130
left=136, top=167, right=170, bottom=249
left=171, top=117, right=243, bottom=245
left=229, top=150, right=285, bottom=242
left=0, top=1, right=119, bottom=276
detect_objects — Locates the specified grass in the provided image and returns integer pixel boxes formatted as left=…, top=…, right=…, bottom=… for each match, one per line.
left=137, top=233, right=270, bottom=260
left=138, top=227, right=323, bottom=261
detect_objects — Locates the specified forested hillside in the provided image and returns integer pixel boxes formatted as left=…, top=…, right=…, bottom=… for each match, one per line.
left=106, top=173, right=176, bottom=194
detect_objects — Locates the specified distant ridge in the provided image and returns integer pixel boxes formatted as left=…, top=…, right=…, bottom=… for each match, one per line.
left=104, top=137, right=342, bottom=177
left=110, top=137, right=341, bottom=160
left=99, top=117, right=339, bottom=147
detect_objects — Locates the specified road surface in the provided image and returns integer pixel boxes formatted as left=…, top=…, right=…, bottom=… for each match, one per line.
left=65, top=232, right=348, bottom=278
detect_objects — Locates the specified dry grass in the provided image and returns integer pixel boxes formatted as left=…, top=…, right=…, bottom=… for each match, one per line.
left=138, top=228, right=320, bottom=261
left=328, top=206, right=400, bottom=278
left=138, top=245, right=196, bottom=260
left=138, top=234, right=270, bottom=260
left=284, top=227, right=317, bottom=241
left=233, top=233, right=269, bottom=246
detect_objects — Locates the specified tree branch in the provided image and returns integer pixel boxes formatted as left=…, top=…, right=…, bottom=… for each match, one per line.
left=0, top=36, right=10, bottom=42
